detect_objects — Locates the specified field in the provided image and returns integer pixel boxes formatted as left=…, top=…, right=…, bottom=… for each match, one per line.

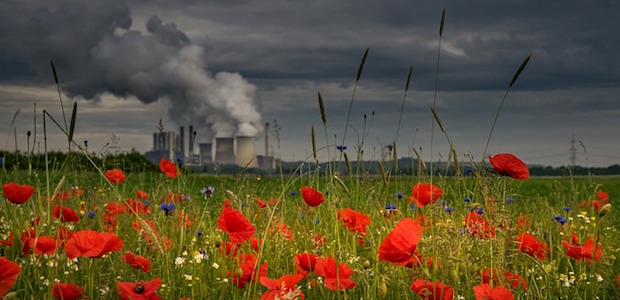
left=1, top=160, right=618, bottom=299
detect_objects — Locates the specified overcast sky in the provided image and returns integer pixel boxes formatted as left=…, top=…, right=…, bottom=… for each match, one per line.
left=1, top=0, right=618, bottom=167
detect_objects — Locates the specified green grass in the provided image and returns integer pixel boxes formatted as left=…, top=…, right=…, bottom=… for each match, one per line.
left=1, top=168, right=618, bottom=299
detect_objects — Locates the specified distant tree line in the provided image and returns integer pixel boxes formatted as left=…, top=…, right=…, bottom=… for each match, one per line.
left=2, top=150, right=617, bottom=176
left=0, top=150, right=158, bottom=173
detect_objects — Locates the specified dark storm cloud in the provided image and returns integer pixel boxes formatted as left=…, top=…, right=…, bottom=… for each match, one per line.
left=0, top=0, right=618, bottom=166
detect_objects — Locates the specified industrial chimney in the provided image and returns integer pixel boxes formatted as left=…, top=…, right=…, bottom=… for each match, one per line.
left=179, top=126, right=185, bottom=160
left=235, top=135, right=258, bottom=168
left=188, top=125, right=194, bottom=156
left=215, top=137, right=235, bottom=165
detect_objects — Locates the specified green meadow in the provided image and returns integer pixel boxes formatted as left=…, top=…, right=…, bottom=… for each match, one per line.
left=1, top=162, right=618, bottom=299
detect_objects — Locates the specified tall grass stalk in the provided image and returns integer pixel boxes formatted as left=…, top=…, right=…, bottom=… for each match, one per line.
left=339, top=48, right=369, bottom=165
left=481, top=54, right=531, bottom=161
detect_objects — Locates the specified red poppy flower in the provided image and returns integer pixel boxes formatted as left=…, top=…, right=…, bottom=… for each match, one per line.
left=116, top=277, right=162, bottom=300
left=0, top=257, right=20, bottom=297
left=411, top=183, right=443, bottom=207
left=122, top=251, right=151, bottom=272
left=56, top=226, right=74, bottom=245
left=136, top=190, right=149, bottom=199
left=465, top=212, right=496, bottom=239
left=274, top=222, right=293, bottom=240
left=22, top=235, right=58, bottom=255
left=126, top=199, right=151, bottom=214
left=232, top=254, right=269, bottom=289
left=479, top=268, right=527, bottom=290
left=595, top=190, right=609, bottom=202
left=473, top=283, right=514, bottom=300
left=410, top=279, right=454, bottom=300
left=378, top=218, right=424, bottom=267
left=489, top=153, right=529, bottom=180
left=301, top=186, right=325, bottom=207
left=53, top=283, right=85, bottom=300
left=64, top=230, right=124, bottom=259
left=159, top=158, right=179, bottom=178
left=2, top=182, right=35, bottom=204
left=505, top=271, right=527, bottom=290
left=256, top=198, right=268, bottom=208
left=106, top=202, right=127, bottom=215
left=0, top=233, right=13, bottom=247
left=104, top=169, right=126, bottom=184
left=52, top=205, right=80, bottom=223
left=314, top=256, right=356, bottom=290
left=312, top=234, right=326, bottom=247
left=516, top=233, right=548, bottom=261
left=516, top=215, right=530, bottom=229
left=294, top=253, right=318, bottom=276
left=218, top=241, right=239, bottom=257
left=71, top=187, right=85, bottom=197
left=562, top=233, right=602, bottom=261
left=218, top=207, right=256, bottom=244
left=250, top=237, right=262, bottom=251
left=259, top=273, right=305, bottom=300
left=338, top=208, right=371, bottom=235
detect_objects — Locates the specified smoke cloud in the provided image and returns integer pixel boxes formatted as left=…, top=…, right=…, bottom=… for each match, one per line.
left=0, top=0, right=262, bottom=139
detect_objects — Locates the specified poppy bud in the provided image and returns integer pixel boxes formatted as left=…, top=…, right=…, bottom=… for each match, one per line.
left=3, top=292, right=17, bottom=299
left=598, top=203, right=612, bottom=217
left=236, top=266, right=244, bottom=278
left=363, top=260, right=371, bottom=268
left=378, top=280, right=388, bottom=298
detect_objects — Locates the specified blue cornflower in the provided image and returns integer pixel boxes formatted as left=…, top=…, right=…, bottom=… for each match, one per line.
left=440, top=200, right=447, bottom=206
left=160, top=203, right=175, bottom=215
left=336, top=145, right=347, bottom=151
left=409, top=203, right=418, bottom=211
left=444, top=206, right=456, bottom=213
left=196, top=230, right=203, bottom=237
left=563, top=206, right=572, bottom=213
left=463, top=198, right=471, bottom=203
left=465, top=167, right=474, bottom=175
left=553, top=215, right=563, bottom=221
left=476, top=208, right=484, bottom=214
left=84, top=140, right=88, bottom=147
left=394, top=192, right=403, bottom=199
left=87, top=211, right=96, bottom=218
left=315, top=219, right=320, bottom=225
left=385, top=203, right=397, bottom=212
left=176, top=158, right=183, bottom=164
left=0, top=157, right=3, bottom=164
left=506, top=197, right=515, bottom=203
left=558, top=217, right=568, bottom=225
left=142, top=200, right=151, bottom=206
left=201, top=186, right=215, bottom=198
left=289, top=191, right=298, bottom=196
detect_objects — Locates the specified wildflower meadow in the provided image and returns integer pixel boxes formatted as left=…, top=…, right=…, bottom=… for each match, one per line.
left=1, top=10, right=619, bottom=300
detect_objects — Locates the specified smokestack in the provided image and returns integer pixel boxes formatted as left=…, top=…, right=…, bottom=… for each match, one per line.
left=215, top=137, right=235, bottom=165
left=264, top=122, right=269, bottom=156
left=235, top=136, right=258, bottom=168
left=199, top=142, right=213, bottom=165
left=180, top=126, right=185, bottom=159
left=188, top=125, right=194, bottom=156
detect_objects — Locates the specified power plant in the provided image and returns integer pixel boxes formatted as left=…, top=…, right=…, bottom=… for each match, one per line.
left=145, top=123, right=273, bottom=170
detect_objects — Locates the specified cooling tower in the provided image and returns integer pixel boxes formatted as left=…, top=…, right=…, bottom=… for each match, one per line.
left=199, top=142, right=213, bottom=165
left=179, top=126, right=185, bottom=159
left=235, top=136, right=258, bottom=168
left=215, top=137, right=235, bottom=165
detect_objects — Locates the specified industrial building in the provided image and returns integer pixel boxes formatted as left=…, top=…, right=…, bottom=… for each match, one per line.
left=145, top=123, right=274, bottom=170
